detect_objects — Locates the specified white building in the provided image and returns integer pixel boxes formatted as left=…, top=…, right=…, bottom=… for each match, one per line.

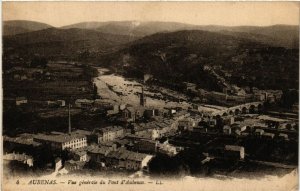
left=16, top=97, right=28, bottom=106
left=34, top=132, right=87, bottom=150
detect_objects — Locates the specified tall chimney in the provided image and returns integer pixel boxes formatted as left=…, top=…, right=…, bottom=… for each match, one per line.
left=68, top=103, right=71, bottom=134
left=140, top=86, right=146, bottom=107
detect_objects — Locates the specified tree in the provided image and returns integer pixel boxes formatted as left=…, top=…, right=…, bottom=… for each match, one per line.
left=280, top=89, right=298, bottom=109
left=30, top=56, right=48, bottom=68
left=92, top=83, right=99, bottom=100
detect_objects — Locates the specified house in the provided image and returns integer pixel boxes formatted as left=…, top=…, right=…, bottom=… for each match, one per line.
left=223, top=126, right=231, bottom=135
left=107, top=105, right=120, bottom=115
left=278, top=133, right=289, bottom=140
left=262, top=132, right=275, bottom=139
left=224, top=145, right=245, bottom=160
left=87, top=145, right=112, bottom=165
left=183, top=82, right=197, bottom=92
left=255, top=129, right=264, bottom=136
left=90, top=126, right=124, bottom=143
left=75, top=99, right=94, bottom=109
left=3, top=134, right=42, bottom=155
left=223, top=116, right=235, bottom=125
left=64, top=160, right=86, bottom=171
left=131, top=123, right=153, bottom=138
left=3, top=152, right=34, bottom=167
left=157, top=141, right=183, bottom=156
left=122, top=106, right=144, bottom=122
left=16, top=97, right=28, bottom=106
left=57, top=100, right=66, bottom=107
left=254, top=93, right=266, bottom=101
left=122, top=107, right=136, bottom=122
left=105, top=149, right=153, bottom=171
left=46, top=100, right=60, bottom=108
left=172, top=110, right=190, bottom=121
left=150, top=121, right=173, bottom=139
left=144, top=108, right=158, bottom=118
left=202, top=117, right=217, bottom=127
left=177, top=119, right=194, bottom=132
left=71, top=149, right=87, bottom=162
left=54, top=158, right=63, bottom=171
left=129, top=139, right=157, bottom=154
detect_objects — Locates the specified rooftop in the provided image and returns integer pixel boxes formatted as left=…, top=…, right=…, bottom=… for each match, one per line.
left=106, top=149, right=150, bottom=162
left=34, top=131, right=87, bottom=143
left=87, top=145, right=111, bottom=155
left=225, top=145, right=244, bottom=152
left=93, top=126, right=123, bottom=134
left=3, top=134, right=41, bottom=147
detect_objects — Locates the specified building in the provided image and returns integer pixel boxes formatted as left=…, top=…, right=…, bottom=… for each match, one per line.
left=75, top=99, right=94, bottom=109
left=105, top=149, right=153, bottom=171
left=223, top=126, right=231, bottom=135
left=223, top=116, right=235, bottom=125
left=87, top=145, right=112, bottom=165
left=144, top=108, right=160, bottom=118
left=54, top=158, right=63, bottom=171
left=33, top=131, right=87, bottom=150
left=91, top=126, right=124, bottom=143
left=122, top=106, right=144, bottom=122
left=16, top=97, right=28, bottom=106
left=262, top=132, right=275, bottom=139
left=255, top=129, right=264, bottom=136
left=64, top=160, right=86, bottom=171
left=57, top=100, right=66, bottom=107
left=71, top=149, right=88, bottom=162
left=224, top=145, right=245, bottom=160
left=157, top=141, right=183, bottom=156
left=129, top=138, right=157, bottom=154
left=278, top=133, right=289, bottom=140
left=177, top=119, right=194, bottom=132
left=46, top=100, right=65, bottom=107
left=172, top=110, right=190, bottom=121
left=3, top=152, right=34, bottom=167
left=183, top=82, right=197, bottom=92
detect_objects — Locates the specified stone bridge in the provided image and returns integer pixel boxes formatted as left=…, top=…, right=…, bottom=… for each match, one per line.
left=211, top=102, right=264, bottom=117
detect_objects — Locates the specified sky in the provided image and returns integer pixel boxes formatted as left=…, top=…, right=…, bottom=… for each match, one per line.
left=3, top=2, right=300, bottom=27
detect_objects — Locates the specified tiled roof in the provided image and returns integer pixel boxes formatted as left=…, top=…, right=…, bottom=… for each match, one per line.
left=34, top=131, right=86, bottom=143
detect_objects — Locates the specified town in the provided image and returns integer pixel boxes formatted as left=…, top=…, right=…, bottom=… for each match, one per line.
left=3, top=60, right=298, bottom=179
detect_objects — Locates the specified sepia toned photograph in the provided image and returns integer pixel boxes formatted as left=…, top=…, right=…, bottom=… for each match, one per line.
left=1, top=1, right=299, bottom=191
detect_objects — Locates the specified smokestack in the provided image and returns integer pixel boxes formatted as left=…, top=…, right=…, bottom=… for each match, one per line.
left=68, top=103, right=71, bottom=134
left=140, top=86, right=146, bottom=107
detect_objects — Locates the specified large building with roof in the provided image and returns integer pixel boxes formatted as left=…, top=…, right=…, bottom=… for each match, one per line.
left=33, top=131, right=87, bottom=150
left=90, top=126, right=124, bottom=143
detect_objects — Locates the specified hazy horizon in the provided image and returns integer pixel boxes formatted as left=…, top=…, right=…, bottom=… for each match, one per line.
left=3, top=19, right=300, bottom=28
left=3, top=2, right=299, bottom=27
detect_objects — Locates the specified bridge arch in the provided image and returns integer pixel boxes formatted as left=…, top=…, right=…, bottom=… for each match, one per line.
left=234, top=108, right=241, bottom=115
left=258, top=103, right=263, bottom=111
left=249, top=105, right=256, bottom=113
left=222, top=112, right=228, bottom=116
left=242, top=107, right=248, bottom=114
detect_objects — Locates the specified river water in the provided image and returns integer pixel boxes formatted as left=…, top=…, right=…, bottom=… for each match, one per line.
left=93, top=68, right=192, bottom=109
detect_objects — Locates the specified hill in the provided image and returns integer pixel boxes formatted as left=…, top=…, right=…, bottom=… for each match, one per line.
left=3, top=20, right=53, bottom=36
left=99, top=30, right=298, bottom=91
left=61, top=21, right=299, bottom=48
left=3, top=27, right=139, bottom=60
left=194, top=25, right=299, bottom=49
